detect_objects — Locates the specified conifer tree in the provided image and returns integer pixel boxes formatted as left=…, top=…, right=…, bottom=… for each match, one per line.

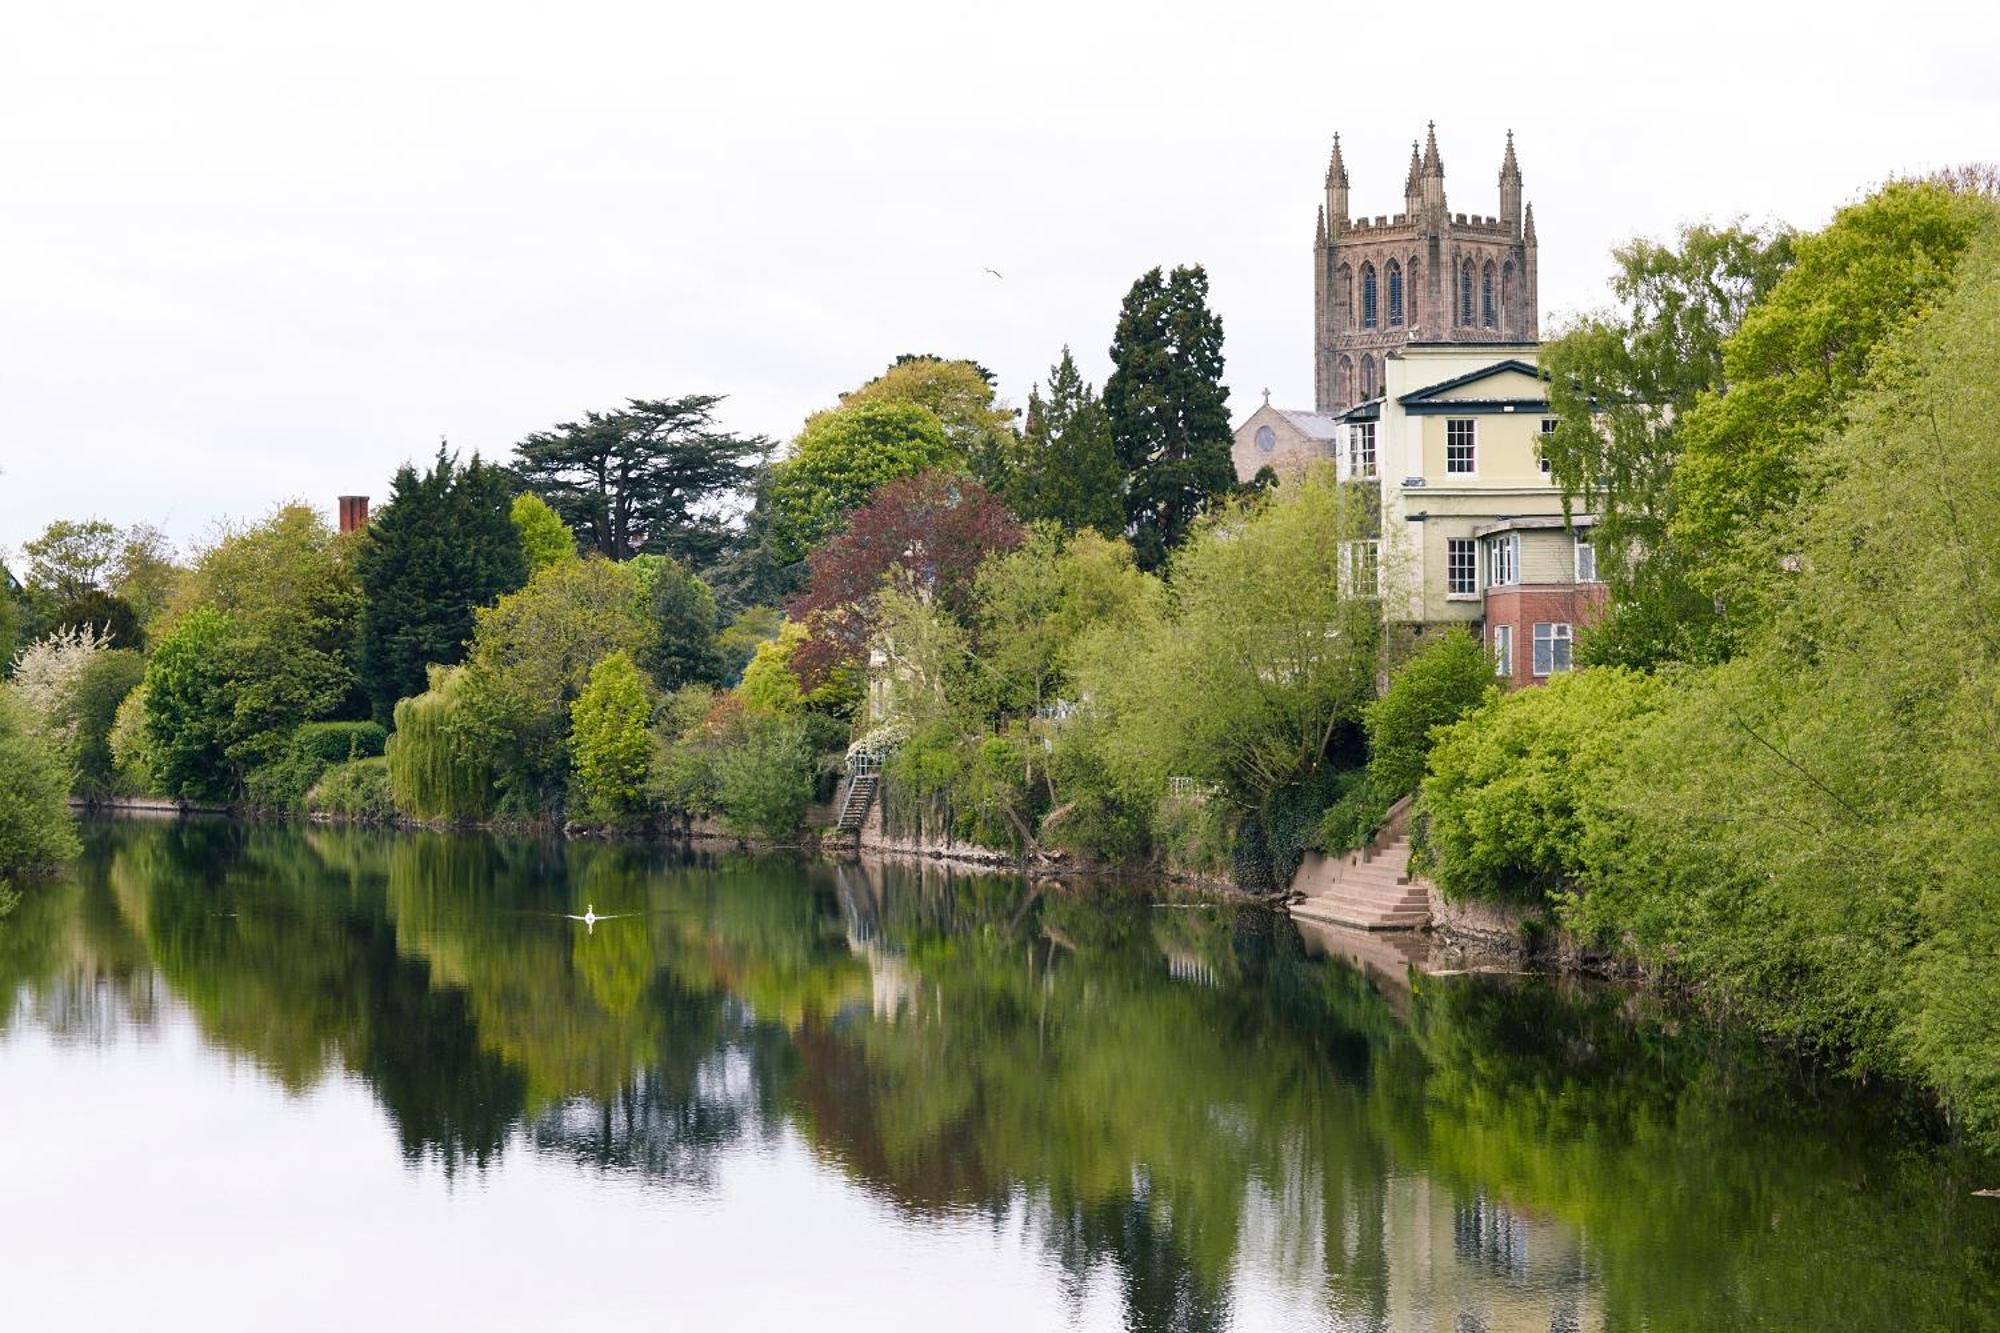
left=513, top=394, right=769, bottom=565
left=354, top=450, right=529, bottom=721
left=1006, top=348, right=1124, bottom=536
left=1103, top=266, right=1234, bottom=570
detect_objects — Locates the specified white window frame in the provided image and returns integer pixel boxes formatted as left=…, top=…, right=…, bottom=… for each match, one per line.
left=1349, top=422, right=1377, bottom=479
left=1491, top=624, right=1513, bottom=678
left=1486, top=533, right=1518, bottom=587
left=1539, top=417, right=1557, bottom=475
left=1532, top=622, right=1573, bottom=677
left=1446, top=418, right=1477, bottom=475
left=1341, top=539, right=1379, bottom=598
left=1446, top=538, right=1478, bottom=597
left=1575, top=535, right=1598, bottom=583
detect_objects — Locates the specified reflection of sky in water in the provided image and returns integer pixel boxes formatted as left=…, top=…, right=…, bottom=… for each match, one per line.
left=0, top=821, right=1992, bottom=1333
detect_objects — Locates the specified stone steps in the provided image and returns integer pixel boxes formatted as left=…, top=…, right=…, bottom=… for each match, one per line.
left=1289, top=819, right=1433, bottom=931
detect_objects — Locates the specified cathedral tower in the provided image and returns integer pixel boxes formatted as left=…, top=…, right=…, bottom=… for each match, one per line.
left=1312, top=125, right=1539, bottom=414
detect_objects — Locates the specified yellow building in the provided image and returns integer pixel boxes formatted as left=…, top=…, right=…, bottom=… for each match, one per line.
left=1332, top=342, right=1582, bottom=629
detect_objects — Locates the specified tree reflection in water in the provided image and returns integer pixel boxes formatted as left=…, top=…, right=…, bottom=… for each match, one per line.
left=0, top=818, right=1995, bottom=1332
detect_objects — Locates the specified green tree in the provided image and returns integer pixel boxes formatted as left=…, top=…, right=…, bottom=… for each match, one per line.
left=1071, top=469, right=1379, bottom=816
left=0, top=692, right=77, bottom=874
left=708, top=710, right=814, bottom=840
left=1668, top=180, right=2000, bottom=630
left=974, top=525, right=1158, bottom=714
left=52, top=590, right=143, bottom=650
left=764, top=400, right=959, bottom=565
left=69, top=649, right=147, bottom=800
left=354, top=451, right=529, bottom=721
left=568, top=652, right=657, bottom=826
left=514, top=394, right=769, bottom=565
left=629, top=554, right=724, bottom=691
left=1541, top=222, right=1795, bottom=667
left=840, top=355, right=1018, bottom=489
left=171, top=505, right=365, bottom=771
left=1104, top=265, right=1234, bottom=571
left=109, top=682, right=155, bottom=795
left=1569, top=219, right=2000, bottom=1147
left=108, top=523, right=184, bottom=630
left=386, top=665, right=491, bottom=822
left=1005, top=348, right=1125, bottom=536
left=21, top=519, right=120, bottom=601
left=455, top=558, right=652, bottom=813
left=511, top=492, right=576, bottom=574
left=141, top=607, right=239, bottom=800
left=715, top=605, right=781, bottom=686
left=1365, top=629, right=1495, bottom=797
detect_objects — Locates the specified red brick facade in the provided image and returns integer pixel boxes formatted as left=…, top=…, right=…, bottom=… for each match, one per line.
left=1481, top=583, right=1607, bottom=688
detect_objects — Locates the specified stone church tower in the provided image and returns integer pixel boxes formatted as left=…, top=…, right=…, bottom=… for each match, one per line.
left=1313, top=125, right=1538, bottom=413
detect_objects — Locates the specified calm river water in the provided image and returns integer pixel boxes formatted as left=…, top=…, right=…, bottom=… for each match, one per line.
left=1, top=819, right=1995, bottom=1331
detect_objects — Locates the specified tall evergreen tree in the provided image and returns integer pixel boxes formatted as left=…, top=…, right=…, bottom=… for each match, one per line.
left=1006, top=347, right=1124, bottom=536
left=1103, top=266, right=1233, bottom=570
left=354, top=451, right=528, bottom=721
left=513, top=394, right=770, bottom=565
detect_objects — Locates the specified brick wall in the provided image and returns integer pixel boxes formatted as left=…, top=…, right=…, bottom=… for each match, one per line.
left=1482, top=583, right=1607, bottom=688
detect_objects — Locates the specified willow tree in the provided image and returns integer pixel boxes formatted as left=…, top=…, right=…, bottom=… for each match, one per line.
left=386, top=665, right=490, bottom=822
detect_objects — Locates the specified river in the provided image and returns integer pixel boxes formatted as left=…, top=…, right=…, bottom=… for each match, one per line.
left=0, top=819, right=1994, bottom=1331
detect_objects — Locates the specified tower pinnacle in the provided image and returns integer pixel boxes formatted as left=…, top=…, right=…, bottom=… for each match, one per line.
left=1499, top=129, right=1524, bottom=234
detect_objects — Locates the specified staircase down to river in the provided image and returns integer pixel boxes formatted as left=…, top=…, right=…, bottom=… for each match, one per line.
left=1289, top=798, right=1432, bottom=932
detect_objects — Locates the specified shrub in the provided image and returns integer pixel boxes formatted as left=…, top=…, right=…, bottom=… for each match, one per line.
left=1419, top=668, right=1662, bottom=904
left=1153, top=791, right=1233, bottom=877
left=648, top=686, right=721, bottom=819
left=709, top=709, right=814, bottom=840
left=9, top=622, right=112, bottom=766
left=387, top=666, right=491, bottom=823
left=1366, top=629, right=1495, bottom=796
left=245, top=721, right=389, bottom=812
left=1315, top=769, right=1396, bottom=853
left=305, top=757, right=396, bottom=821
left=109, top=684, right=156, bottom=796
left=568, top=652, right=656, bottom=826
left=0, top=693, right=78, bottom=875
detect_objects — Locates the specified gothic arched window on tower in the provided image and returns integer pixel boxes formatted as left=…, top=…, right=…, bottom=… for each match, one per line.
left=1386, top=261, right=1403, bottom=327
left=1460, top=262, right=1475, bottom=326
left=1360, top=354, right=1378, bottom=399
left=1361, top=264, right=1378, bottom=329
left=1336, top=264, right=1353, bottom=330
left=1337, top=354, right=1355, bottom=406
left=1482, top=262, right=1497, bottom=329
left=1502, top=261, right=1515, bottom=331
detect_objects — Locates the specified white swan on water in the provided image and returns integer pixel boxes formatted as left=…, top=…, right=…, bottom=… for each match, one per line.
left=563, top=903, right=628, bottom=932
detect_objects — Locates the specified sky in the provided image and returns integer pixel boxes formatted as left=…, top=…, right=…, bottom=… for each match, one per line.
left=3, top=0, right=1996, bottom=557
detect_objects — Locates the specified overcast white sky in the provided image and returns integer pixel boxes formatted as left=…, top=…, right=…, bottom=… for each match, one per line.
left=3, top=0, right=1995, bottom=557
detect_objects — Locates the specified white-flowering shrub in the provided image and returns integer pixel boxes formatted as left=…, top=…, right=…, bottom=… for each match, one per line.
left=7, top=623, right=111, bottom=763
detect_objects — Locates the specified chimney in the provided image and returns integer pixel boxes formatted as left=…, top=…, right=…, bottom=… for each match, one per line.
left=338, top=496, right=370, bottom=533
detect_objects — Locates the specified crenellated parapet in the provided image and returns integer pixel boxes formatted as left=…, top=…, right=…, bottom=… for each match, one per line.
left=1312, top=125, right=1540, bottom=414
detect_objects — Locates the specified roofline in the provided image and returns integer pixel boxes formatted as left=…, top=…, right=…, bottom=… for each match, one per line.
left=1472, top=513, right=1597, bottom=538
left=1397, top=358, right=1545, bottom=404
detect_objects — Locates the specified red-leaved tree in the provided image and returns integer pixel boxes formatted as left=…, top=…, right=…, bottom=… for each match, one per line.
left=788, top=470, right=1023, bottom=689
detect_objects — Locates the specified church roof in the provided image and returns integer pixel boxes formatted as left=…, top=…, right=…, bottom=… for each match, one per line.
left=1273, top=408, right=1343, bottom=440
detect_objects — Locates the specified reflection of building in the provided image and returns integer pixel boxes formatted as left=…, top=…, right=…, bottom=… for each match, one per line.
left=1237, top=1170, right=1600, bottom=1332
